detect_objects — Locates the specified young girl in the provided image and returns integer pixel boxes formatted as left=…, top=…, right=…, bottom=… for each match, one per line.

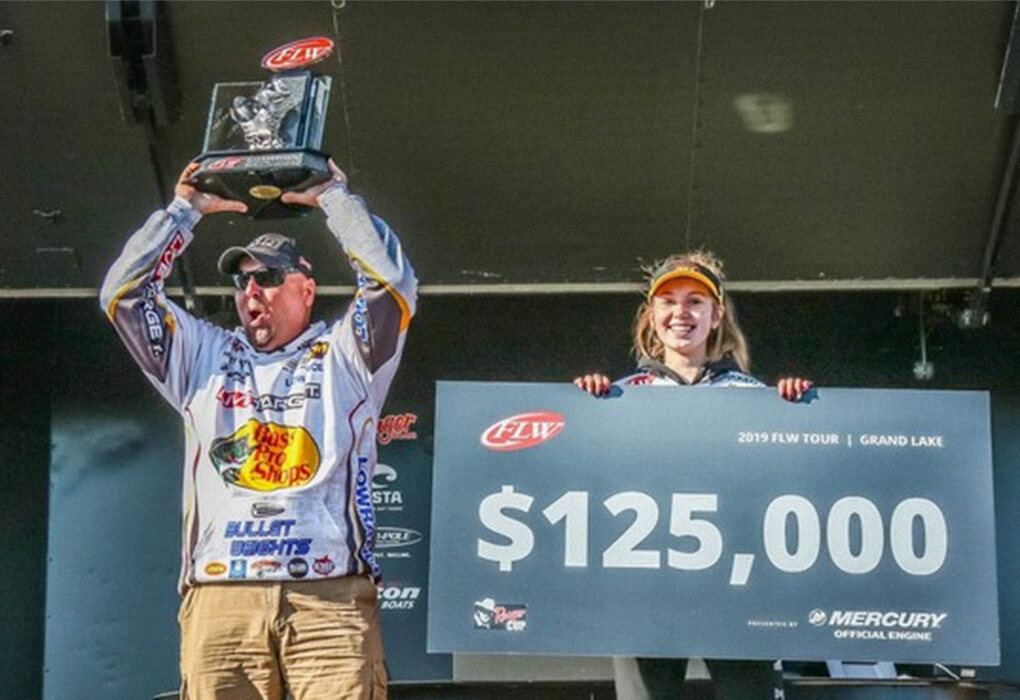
left=575, top=251, right=810, bottom=700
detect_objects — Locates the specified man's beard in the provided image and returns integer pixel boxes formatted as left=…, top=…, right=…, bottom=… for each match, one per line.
left=246, top=325, right=273, bottom=349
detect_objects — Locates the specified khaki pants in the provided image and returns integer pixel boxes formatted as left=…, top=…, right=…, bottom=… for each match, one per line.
left=179, top=577, right=387, bottom=700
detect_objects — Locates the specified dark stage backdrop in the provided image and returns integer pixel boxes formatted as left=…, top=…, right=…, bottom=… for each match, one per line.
left=4, top=289, right=1020, bottom=699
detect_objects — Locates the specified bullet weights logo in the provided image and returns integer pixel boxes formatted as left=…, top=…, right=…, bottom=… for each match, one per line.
left=473, top=598, right=528, bottom=632
left=480, top=412, right=565, bottom=452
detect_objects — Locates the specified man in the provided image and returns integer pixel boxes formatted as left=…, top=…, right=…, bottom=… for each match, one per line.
left=100, top=159, right=417, bottom=700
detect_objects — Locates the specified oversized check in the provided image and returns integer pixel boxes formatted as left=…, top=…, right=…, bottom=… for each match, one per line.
left=427, top=382, right=999, bottom=664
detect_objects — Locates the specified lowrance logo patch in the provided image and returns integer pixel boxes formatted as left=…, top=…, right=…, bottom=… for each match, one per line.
left=480, top=412, right=565, bottom=451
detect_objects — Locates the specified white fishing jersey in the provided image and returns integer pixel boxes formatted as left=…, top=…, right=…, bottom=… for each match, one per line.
left=100, top=184, right=417, bottom=592
left=616, top=357, right=765, bottom=389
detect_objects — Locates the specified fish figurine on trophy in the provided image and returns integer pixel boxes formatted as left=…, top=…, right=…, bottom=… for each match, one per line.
left=189, top=37, right=334, bottom=218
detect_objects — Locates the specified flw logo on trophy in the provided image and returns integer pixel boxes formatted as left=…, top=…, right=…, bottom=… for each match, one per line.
left=189, top=37, right=335, bottom=218
left=261, top=37, right=335, bottom=71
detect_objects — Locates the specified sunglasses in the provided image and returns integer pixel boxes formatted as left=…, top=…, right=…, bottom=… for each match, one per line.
left=231, top=267, right=306, bottom=290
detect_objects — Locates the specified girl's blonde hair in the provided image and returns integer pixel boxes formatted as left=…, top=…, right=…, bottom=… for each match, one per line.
left=632, top=251, right=751, bottom=372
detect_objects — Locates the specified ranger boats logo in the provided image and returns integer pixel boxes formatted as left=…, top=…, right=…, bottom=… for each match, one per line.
left=480, top=412, right=565, bottom=451
left=378, top=584, right=421, bottom=611
left=377, top=413, right=418, bottom=444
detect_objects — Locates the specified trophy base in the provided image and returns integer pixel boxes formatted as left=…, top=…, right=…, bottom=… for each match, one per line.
left=190, top=150, right=331, bottom=219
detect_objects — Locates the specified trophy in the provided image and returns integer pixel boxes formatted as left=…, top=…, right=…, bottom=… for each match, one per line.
left=189, top=37, right=334, bottom=218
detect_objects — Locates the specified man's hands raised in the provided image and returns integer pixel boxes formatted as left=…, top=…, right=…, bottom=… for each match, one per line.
left=175, top=162, right=248, bottom=215
left=174, top=159, right=349, bottom=214
left=281, top=159, right=348, bottom=208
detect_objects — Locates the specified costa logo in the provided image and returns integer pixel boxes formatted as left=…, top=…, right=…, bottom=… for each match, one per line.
left=372, top=463, right=397, bottom=488
left=261, top=37, right=334, bottom=72
left=480, top=412, right=565, bottom=451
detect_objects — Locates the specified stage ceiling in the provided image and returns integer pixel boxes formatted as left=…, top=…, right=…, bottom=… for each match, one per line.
left=3, top=1, right=1020, bottom=296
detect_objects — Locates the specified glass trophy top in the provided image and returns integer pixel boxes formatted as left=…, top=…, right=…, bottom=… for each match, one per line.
left=201, top=71, right=332, bottom=155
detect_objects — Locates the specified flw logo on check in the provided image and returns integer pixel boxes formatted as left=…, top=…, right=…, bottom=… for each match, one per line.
left=480, top=412, right=565, bottom=452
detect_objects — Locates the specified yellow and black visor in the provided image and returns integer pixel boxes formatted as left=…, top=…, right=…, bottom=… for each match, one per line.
left=647, top=263, right=724, bottom=303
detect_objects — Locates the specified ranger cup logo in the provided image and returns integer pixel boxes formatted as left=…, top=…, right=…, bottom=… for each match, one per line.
left=473, top=598, right=528, bottom=631
left=209, top=419, right=321, bottom=491
left=480, top=412, right=565, bottom=451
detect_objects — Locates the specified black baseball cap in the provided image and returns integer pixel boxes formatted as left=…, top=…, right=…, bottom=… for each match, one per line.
left=217, top=233, right=313, bottom=276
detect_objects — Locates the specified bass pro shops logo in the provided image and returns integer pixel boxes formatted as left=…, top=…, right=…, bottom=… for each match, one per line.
left=480, top=412, right=565, bottom=452
left=209, top=419, right=320, bottom=491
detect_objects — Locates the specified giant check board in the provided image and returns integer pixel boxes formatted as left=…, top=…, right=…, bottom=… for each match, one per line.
left=428, top=382, right=999, bottom=664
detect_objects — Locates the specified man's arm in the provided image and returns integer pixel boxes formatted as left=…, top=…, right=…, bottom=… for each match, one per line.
left=283, top=161, right=418, bottom=408
left=99, top=163, right=247, bottom=409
